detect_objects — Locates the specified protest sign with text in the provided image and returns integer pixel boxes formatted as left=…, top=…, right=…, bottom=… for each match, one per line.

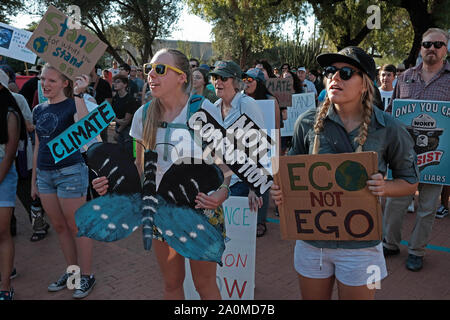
left=0, top=22, right=37, bottom=64
left=392, top=99, right=449, bottom=185
left=47, top=101, right=115, bottom=163
left=26, top=5, right=107, bottom=81
left=281, top=92, right=315, bottom=137
left=272, top=152, right=382, bottom=241
left=188, top=109, right=275, bottom=196
left=183, top=196, right=257, bottom=300
left=265, top=78, right=294, bottom=108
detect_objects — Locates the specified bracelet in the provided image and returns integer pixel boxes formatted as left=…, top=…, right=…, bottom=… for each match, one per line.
left=218, top=184, right=231, bottom=199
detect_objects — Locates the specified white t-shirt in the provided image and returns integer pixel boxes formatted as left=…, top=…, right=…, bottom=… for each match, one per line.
left=379, top=88, right=394, bottom=111
left=130, top=98, right=214, bottom=189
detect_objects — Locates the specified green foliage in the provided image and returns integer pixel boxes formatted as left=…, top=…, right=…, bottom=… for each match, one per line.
left=186, top=0, right=306, bottom=67
left=0, top=0, right=26, bottom=24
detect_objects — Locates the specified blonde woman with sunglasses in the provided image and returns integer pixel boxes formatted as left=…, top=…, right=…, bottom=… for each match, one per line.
left=271, top=47, right=419, bottom=300
left=92, top=49, right=230, bottom=300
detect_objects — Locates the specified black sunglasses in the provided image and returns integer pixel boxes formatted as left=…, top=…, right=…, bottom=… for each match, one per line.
left=323, top=66, right=362, bottom=80
left=422, top=41, right=446, bottom=49
left=211, top=75, right=230, bottom=82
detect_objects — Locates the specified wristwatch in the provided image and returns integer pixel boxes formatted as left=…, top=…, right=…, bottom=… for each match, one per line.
left=74, top=93, right=84, bottom=98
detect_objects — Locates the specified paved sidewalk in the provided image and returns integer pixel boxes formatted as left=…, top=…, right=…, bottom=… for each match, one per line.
left=5, top=195, right=450, bottom=300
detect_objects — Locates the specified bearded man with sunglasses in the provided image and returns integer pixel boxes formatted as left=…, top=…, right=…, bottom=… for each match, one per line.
left=383, top=28, right=450, bottom=272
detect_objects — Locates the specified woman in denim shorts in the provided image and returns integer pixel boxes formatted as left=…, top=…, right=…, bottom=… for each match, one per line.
left=271, top=47, right=419, bottom=299
left=0, top=80, right=27, bottom=300
left=31, top=64, right=95, bottom=299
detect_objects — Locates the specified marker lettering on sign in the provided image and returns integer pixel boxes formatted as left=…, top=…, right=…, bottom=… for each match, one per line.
left=188, top=110, right=274, bottom=196
left=48, top=102, right=115, bottom=163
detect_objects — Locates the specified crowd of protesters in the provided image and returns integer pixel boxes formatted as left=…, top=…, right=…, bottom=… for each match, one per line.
left=0, top=26, right=448, bottom=301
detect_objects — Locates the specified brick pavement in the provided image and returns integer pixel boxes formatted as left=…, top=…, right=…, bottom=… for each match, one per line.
left=5, top=195, right=450, bottom=300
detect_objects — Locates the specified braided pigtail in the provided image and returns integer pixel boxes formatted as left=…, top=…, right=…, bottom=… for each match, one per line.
left=355, top=73, right=375, bottom=152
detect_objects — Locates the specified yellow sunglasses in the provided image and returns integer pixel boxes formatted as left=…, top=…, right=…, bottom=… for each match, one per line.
left=143, top=63, right=187, bottom=82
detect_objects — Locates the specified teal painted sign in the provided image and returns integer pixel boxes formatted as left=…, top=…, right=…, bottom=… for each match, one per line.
left=392, top=99, right=449, bottom=186
left=47, top=101, right=115, bottom=163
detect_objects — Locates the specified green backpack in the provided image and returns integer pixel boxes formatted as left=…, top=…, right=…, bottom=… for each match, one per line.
left=141, top=94, right=205, bottom=161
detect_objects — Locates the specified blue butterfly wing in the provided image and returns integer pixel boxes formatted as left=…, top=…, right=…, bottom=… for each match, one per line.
left=76, top=193, right=143, bottom=242
left=154, top=197, right=225, bottom=266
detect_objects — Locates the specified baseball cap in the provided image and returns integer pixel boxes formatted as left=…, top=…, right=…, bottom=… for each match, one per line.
left=316, top=46, right=376, bottom=81
left=0, top=69, right=10, bottom=89
left=244, top=68, right=265, bottom=82
left=210, top=60, right=242, bottom=79
left=297, top=67, right=306, bottom=72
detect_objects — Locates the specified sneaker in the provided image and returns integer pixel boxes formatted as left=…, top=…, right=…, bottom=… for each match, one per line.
left=0, top=288, right=14, bottom=300
left=48, top=272, right=71, bottom=292
left=407, top=200, right=415, bottom=213
left=436, top=205, right=449, bottom=219
left=406, top=254, right=423, bottom=272
left=383, top=245, right=400, bottom=257
left=72, top=275, right=96, bottom=299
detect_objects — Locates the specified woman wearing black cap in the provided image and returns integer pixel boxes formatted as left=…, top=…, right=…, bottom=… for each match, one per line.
left=271, top=47, right=419, bottom=299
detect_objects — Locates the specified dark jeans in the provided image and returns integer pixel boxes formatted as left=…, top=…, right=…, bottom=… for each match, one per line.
left=230, top=181, right=269, bottom=224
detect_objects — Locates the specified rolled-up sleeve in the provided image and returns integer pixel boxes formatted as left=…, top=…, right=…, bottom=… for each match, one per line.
left=385, top=120, right=419, bottom=184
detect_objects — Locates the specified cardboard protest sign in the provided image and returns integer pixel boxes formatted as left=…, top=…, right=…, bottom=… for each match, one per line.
left=47, top=101, right=115, bottom=163
left=188, top=108, right=275, bottom=196
left=392, top=99, right=449, bottom=185
left=25, top=5, right=107, bottom=81
left=184, top=196, right=257, bottom=300
left=0, top=22, right=37, bottom=64
left=272, top=152, right=382, bottom=241
left=281, top=92, right=315, bottom=137
left=266, top=78, right=294, bottom=107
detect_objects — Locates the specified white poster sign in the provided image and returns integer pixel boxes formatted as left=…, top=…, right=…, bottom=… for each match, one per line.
left=0, top=22, right=37, bottom=64
left=281, top=92, right=315, bottom=137
left=183, top=196, right=257, bottom=300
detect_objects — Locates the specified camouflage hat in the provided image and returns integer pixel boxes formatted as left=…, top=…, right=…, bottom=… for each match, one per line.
left=210, top=60, right=242, bottom=79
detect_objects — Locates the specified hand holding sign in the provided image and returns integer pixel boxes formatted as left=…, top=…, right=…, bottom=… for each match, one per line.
left=74, top=74, right=90, bottom=95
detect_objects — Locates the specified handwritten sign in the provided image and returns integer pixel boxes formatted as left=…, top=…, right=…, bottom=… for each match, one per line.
left=25, top=5, right=107, bottom=81
left=266, top=78, right=294, bottom=108
left=281, top=92, right=315, bottom=137
left=392, top=99, right=449, bottom=185
left=183, top=196, right=257, bottom=300
left=188, top=109, right=274, bottom=196
left=0, top=22, right=37, bottom=64
left=48, top=101, right=115, bottom=163
left=272, top=152, right=382, bottom=241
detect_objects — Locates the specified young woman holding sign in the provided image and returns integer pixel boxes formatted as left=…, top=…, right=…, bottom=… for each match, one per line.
left=93, top=49, right=231, bottom=299
left=31, top=64, right=95, bottom=299
left=271, top=47, right=419, bottom=300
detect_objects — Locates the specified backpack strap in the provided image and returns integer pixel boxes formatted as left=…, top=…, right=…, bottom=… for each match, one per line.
left=142, top=95, right=205, bottom=161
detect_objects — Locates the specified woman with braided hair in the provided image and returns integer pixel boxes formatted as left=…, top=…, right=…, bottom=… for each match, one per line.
left=271, top=47, right=419, bottom=300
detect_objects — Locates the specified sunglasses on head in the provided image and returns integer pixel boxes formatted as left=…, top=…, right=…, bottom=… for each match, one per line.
left=211, top=75, right=231, bottom=82
left=323, top=66, right=362, bottom=80
left=242, top=77, right=255, bottom=83
left=422, top=41, right=446, bottom=49
left=143, top=63, right=187, bottom=82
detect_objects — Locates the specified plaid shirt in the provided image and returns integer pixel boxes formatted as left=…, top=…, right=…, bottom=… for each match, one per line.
left=386, top=61, right=450, bottom=113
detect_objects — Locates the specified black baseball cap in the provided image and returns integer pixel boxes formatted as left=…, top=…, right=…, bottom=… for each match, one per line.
left=210, top=60, right=242, bottom=79
left=316, top=46, right=376, bottom=81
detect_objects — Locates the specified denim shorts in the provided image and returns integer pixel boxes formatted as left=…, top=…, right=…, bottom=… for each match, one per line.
left=37, top=162, right=88, bottom=198
left=0, top=158, right=18, bottom=207
left=294, top=240, right=388, bottom=287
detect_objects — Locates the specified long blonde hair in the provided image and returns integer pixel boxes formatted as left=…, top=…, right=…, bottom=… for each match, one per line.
left=142, top=49, right=192, bottom=150
left=42, top=63, right=74, bottom=99
left=313, top=72, right=374, bottom=154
